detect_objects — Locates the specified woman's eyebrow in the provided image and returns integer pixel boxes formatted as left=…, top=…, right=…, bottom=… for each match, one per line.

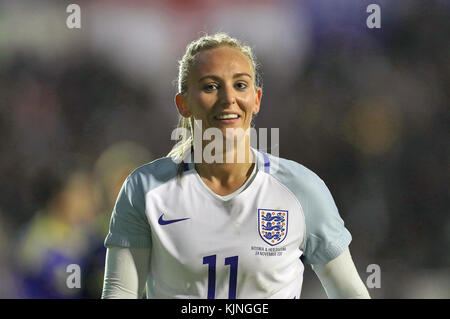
left=233, top=72, right=252, bottom=79
left=198, top=73, right=252, bottom=82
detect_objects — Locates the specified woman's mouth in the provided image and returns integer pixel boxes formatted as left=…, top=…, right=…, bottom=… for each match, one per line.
left=214, top=113, right=241, bottom=124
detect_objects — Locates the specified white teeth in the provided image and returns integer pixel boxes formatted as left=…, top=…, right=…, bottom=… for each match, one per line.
left=216, top=114, right=239, bottom=120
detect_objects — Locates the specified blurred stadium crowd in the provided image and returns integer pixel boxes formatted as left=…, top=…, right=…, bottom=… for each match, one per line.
left=0, top=0, right=448, bottom=298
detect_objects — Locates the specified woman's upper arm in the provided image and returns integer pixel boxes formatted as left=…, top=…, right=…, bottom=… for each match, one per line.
left=101, top=246, right=150, bottom=299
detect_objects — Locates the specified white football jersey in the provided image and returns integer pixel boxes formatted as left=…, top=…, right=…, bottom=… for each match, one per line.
left=104, top=148, right=351, bottom=299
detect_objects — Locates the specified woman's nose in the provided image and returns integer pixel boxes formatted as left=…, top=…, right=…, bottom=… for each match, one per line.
left=220, top=85, right=236, bottom=106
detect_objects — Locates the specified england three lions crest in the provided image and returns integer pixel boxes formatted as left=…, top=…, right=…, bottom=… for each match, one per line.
left=258, top=209, right=288, bottom=246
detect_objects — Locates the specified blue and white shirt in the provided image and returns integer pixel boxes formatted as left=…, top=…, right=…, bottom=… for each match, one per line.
left=104, top=148, right=352, bottom=299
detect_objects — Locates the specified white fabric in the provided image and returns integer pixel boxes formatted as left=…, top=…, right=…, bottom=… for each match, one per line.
left=311, top=247, right=371, bottom=299
left=101, top=247, right=150, bottom=299
left=103, top=148, right=352, bottom=298
left=102, top=246, right=370, bottom=299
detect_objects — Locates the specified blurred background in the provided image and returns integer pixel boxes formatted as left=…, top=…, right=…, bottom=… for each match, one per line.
left=0, top=0, right=448, bottom=298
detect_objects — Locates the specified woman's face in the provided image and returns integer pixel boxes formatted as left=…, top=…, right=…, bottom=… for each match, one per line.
left=176, top=46, right=262, bottom=140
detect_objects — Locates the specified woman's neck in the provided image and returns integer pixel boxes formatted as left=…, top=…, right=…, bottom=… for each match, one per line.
left=194, top=146, right=255, bottom=193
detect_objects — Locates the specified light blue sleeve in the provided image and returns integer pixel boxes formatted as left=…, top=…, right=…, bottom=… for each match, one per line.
left=299, top=174, right=352, bottom=265
left=104, top=174, right=152, bottom=248
left=267, top=155, right=352, bottom=265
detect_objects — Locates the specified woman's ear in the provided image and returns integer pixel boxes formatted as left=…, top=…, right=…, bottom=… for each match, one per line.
left=252, top=87, right=263, bottom=115
left=175, top=93, right=192, bottom=118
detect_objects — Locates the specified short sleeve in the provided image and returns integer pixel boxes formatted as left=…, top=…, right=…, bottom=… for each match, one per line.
left=301, top=177, right=352, bottom=265
left=104, top=175, right=152, bottom=248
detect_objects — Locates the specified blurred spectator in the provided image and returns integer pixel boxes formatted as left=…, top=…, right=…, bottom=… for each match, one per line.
left=14, top=169, right=100, bottom=298
left=94, top=141, right=154, bottom=213
left=82, top=141, right=153, bottom=298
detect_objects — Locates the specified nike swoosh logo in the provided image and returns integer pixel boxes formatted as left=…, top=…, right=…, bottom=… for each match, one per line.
left=158, top=214, right=190, bottom=225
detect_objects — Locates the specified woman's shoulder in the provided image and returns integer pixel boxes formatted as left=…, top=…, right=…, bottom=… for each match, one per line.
left=125, top=156, right=180, bottom=192
left=258, top=151, right=322, bottom=186
left=258, top=151, right=330, bottom=203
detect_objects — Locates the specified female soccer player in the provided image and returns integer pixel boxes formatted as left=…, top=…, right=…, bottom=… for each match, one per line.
left=101, top=33, right=370, bottom=299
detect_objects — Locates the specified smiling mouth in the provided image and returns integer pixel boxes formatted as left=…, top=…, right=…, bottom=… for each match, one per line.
left=214, top=114, right=240, bottom=120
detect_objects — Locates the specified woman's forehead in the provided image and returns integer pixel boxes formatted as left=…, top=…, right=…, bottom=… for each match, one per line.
left=190, top=46, right=254, bottom=78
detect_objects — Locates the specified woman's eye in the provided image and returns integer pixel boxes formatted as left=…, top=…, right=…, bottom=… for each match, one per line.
left=203, top=84, right=218, bottom=92
left=235, top=82, right=248, bottom=90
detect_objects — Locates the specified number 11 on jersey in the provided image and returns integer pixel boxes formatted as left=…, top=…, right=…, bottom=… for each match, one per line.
left=203, top=255, right=239, bottom=299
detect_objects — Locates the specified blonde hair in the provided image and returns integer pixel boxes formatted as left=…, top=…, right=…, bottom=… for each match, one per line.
left=167, top=33, right=261, bottom=160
